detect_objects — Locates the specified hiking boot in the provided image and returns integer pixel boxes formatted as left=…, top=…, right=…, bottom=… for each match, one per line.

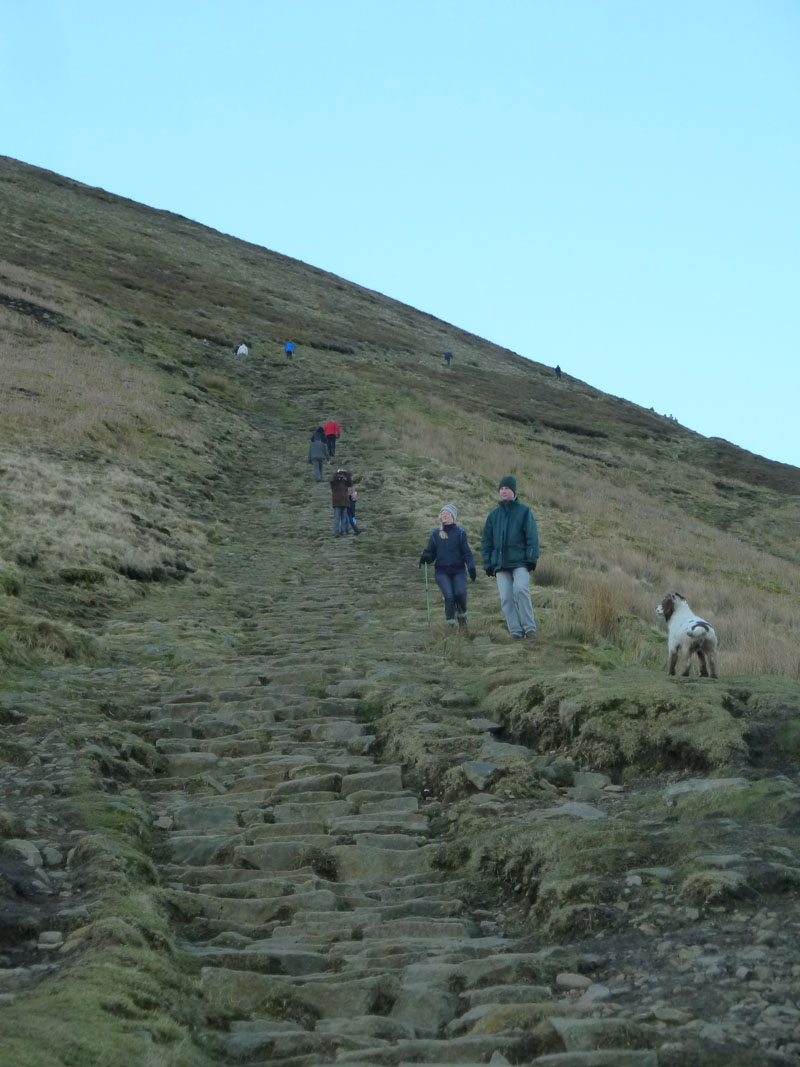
left=445, top=619, right=458, bottom=628
left=524, top=631, right=537, bottom=641
left=457, top=614, right=468, bottom=628
left=510, top=632, right=524, bottom=639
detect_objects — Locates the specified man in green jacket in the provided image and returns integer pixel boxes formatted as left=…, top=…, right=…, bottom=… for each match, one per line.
left=481, top=475, right=539, bottom=639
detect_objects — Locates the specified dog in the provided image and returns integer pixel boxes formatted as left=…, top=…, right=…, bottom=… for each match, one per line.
left=656, top=592, right=718, bottom=678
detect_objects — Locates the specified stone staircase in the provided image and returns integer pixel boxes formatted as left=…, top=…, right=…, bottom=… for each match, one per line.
left=133, top=468, right=660, bottom=1066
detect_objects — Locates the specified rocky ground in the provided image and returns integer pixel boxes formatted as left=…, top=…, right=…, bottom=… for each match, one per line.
left=2, top=407, right=800, bottom=1067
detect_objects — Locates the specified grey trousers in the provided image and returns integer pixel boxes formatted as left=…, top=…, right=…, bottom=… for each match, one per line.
left=311, top=459, right=324, bottom=481
left=333, top=507, right=349, bottom=535
left=495, top=567, right=536, bottom=636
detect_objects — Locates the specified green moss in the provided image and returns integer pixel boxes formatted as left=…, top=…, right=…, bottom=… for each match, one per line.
left=1, top=945, right=213, bottom=1067
left=486, top=672, right=749, bottom=773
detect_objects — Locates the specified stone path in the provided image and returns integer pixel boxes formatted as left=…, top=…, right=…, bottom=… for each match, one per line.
left=3, top=399, right=799, bottom=1065
left=131, top=439, right=663, bottom=1067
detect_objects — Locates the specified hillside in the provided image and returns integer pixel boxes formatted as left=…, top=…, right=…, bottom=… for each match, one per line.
left=1, top=155, right=799, bottom=1067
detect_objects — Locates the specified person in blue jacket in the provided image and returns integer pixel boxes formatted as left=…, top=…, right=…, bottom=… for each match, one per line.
left=481, top=475, right=539, bottom=639
left=418, top=505, right=476, bottom=628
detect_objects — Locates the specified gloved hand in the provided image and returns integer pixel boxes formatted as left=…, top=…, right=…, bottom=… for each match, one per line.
left=527, top=562, right=537, bottom=572
left=468, top=567, right=477, bottom=582
left=484, top=567, right=495, bottom=577
left=418, top=555, right=428, bottom=568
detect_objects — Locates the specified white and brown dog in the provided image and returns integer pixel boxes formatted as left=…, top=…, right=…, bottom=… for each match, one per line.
left=656, top=592, right=718, bottom=678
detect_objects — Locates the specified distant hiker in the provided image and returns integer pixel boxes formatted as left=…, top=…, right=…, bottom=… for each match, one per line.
left=236, top=343, right=248, bottom=358
left=310, top=426, right=326, bottom=443
left=555, top=364, right=562, bottom=379
left=481, top=476, right=539, bottom=640
left=418, top=505, right=476, bottom=629
left=323, top=419, right=341, bottom=459
left=202, top=338, right=210, bottom=347
left=285, top=341, right=295, bottom=359
left=347, top=488, right=361, bottom=535
left=330, top=467, right=354, bottom=537
left=444, top=350, right=453, bottom=366
left=308, top=436, right=327, bottom=482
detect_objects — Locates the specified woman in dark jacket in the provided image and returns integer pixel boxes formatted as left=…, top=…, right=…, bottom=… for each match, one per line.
left=418, top=505, right=476, bottom=628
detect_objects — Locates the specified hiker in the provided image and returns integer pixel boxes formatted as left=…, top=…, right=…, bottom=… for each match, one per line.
left=555, top=364, right=562, bottom=379
left=418, top=505, right=476, bottom=629
left=308, top=435, right=327, bottom=482
left=285, top=341, right=295, bottom=359
left=323, top=418, right=341, bottom=459
left=444, top=350, right=452, bottom=366
left=330, top=467, right=354, bottom=537
left=236, top=342, right=248, bottom=358
left=310, top=426, right=326, bottom=444
left=481, top=476, right=539, bottom=639
left=347, top=488, right=361, bottom=535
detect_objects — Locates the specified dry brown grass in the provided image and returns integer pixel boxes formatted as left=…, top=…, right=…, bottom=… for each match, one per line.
left=367, top=408, right=800, bottom=678
left=197, top=371, right=249, bottom=406
left=0, top=449, right=210, bottom=580
left=0, top=326, right=193, bottom=453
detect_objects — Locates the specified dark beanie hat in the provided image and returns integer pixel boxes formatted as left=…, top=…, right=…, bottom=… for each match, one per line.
left=498, top=475, right=517, bottom=493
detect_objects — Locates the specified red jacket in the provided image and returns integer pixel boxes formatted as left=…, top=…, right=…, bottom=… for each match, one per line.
left=323, top=420, right=341, bottom=436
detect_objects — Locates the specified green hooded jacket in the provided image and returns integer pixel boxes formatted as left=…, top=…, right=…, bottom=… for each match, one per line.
left=481, top=497, right=540, bottom=572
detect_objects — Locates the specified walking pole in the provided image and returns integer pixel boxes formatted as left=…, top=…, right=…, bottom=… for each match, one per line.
left=424, top=562, right=431, bottom=626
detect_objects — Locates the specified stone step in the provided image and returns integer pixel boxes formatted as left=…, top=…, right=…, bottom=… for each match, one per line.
left=361, top=917, right=478, bottom=940
left=186, top=942, right=330, bottom=976
left=158, top=786, right=276, bottom=807
left=272, top=799, right=352, bottom=822
left=273, top=773, right=343, bottom=798
left=166, top=751, right=221, bottom=776
left=340, top=767, right=404, bottom=797
left=215, top=1020, right=334, bottom=1064
left=168, top=833, right=242, bottom=866
left=140, top=773, right=227, bottom=793
left=403, top=951, right=553, bottom=990
left=306, top=721, right=367, bottom=742
left=165, top=864, right=314, bottom=887
left=349, top=833, right=427, bottom=851
left=168, top=804, right=242, bottom=832
left=329, top=844, right=438, bottom=882
left=156, top=736, right=272, bottom=758
left=234, top=841, right=335, bottom=873
left=330, top=814, right=429, bottom=835
left=282, top=759, right=378, bottom=779
left=350, top=793, right=420, bottom=815
left=372, top=880, right=469, bottom=903
left=242, top=822, right=330, bottom=843
left=335, top=1034, right=533, bottom=1064
left=201, top=966, right=396, bottom=1019
left=529, top=1054, right=658, bottom=1067
left=143, top=716, right=199, bottom=739
left=327, top=947, right=435, bottom=975
left=464, top=983, right=554, bottom=1007
left=268, top=910, right=384, bottom=938
left=187, top=876, right=375, bottom=908
left=167, top=886, right=346, bottom=925
left=216, top=743, right=343, bottom=770
left=375, top=898, right=466, bottom=920
left=152, top=701, right=214, bottom=720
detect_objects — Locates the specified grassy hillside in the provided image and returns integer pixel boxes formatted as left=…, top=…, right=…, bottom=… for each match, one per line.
left=1, top=156, right=797, bottom=676
left=1, top=156, right=800, bottom=1066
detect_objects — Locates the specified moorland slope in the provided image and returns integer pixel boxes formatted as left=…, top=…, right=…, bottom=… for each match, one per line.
left=1, top=156, right=800, bottom=1066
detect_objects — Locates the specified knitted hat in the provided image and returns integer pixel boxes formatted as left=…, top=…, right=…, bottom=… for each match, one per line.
left=498, top=475, right=517, bottom=493
left=440, top=504, right=458, bottom=521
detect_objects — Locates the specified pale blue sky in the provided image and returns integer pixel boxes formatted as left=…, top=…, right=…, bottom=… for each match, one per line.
left=3, top=1, right=799, bottom=466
